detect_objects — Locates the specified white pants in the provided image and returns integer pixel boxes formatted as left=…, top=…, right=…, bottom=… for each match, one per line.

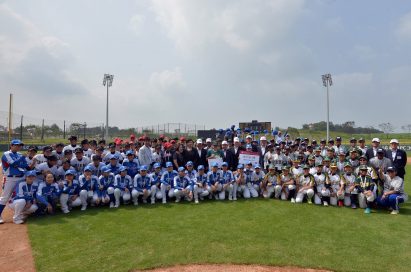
left=344, top=187, right=358, bottom=207
left=174, top=186, right=192, bottom=201
left=0, top=176, right=22, bottom=206
left=264, top=185, right=282, bottom=199
left=330, top=190, right=345, bottom=206
left=80, top=190, right=94, bottom=208
left=93, top=191, right=110, bottom=205
left=9, top=199, right=38, bottom=222
left=281, top=185, right=296, bottom=200
left=243, top=183, right=258, bottom=199
left=114, top=188, right=131, bottom=206
left=358, top=192, right=376, bottom=209
left=60, top=194, right=82, bottom=213
left=296, top=189, right=314, bottom=203
left=194, top=185, right=210, bottom=201
left=131, top=189, right=151, bottom=205
left=314, top=187, right=331, bottom=205
left=160, top=183, right=175, bottom=203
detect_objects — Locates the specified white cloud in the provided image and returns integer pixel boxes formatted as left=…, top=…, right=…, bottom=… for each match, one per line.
left=129, top=14, right=145, bottom=35
left=396, top=11, right=411, bottom=42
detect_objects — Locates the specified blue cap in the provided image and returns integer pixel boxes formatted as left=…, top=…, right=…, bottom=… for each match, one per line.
left=126, top=150, right=135, bottom=156
left=212, top=162, right=219, bottom=168
left=166, top=162, right=173, bottom=168
left=198, top=165, right=205, bottom=170
left=221, top=162, right=228, bottom=167
left=386, top=166, right=397, bottom=172
left=237, top=164, right=244, bottom=169
left=178, top=166, right=185, bottom=172
left=246, top=144, right=252, bottom=149
left=65, top=169, right=76, bottom=176
left=246, top=161, right=252, bottom=165
left=186, top=161, right=193, bottom=166
left=110, top=154, right=119, bottom=160
left=119, top=166, right=127, bottom=172
left=84, top=166, right=93, bottom=172
left=11, top=139, right=24, bottom=146
left=25, top=170, right=37, bottom=177
left=140, top=165, right=148, bottom=171
left=254, top=164, right=261, bottom=169
left=153, top=162, right=161, bottom=169
left=102, top=166, right=111, bottom=173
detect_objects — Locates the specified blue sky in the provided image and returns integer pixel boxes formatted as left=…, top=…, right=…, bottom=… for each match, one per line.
left=1, top=0, right=411, bottom=131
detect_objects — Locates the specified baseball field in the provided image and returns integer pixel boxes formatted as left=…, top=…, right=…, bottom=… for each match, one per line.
left=0, top=165, right=398, bottom=271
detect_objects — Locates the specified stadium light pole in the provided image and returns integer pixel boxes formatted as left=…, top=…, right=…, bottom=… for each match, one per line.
left=103, top=74, right=114, bottom=140
left=322, top=73, right=333, bottom=141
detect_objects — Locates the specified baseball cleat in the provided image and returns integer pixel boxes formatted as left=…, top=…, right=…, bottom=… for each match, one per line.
left=307, top=199, right=312, bottom=204
left=364, top=208, right=371, bottom=214
left=62, top=209, right=70, bottom=214
left=351, top=204, right=357, bottom=209
left=195, top=200, right=199, bottom=204
left=143, top=200, right=147, bottom=204
left=109, top=202, right=114, bottom=208
left=291, top=198, right=296, bottom=203
left=0, top=217, right=4, bottom=224
left=162, top=200, right=166, bottom=204
left=81, top=206, right=87, bottom=211
left=175, top=199, right=180, bottom=203
left=390, top=210, right=399, bottom=215
left=14, top=219, right=25, bottom=224
left=323, top=201, right=328, bottom=207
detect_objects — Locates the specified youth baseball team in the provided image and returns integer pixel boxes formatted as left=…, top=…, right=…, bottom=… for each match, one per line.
left=0, top=132, right=408, bottom=224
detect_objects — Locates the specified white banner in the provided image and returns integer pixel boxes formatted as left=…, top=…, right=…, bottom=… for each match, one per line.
left=238, top=151, right=260, bottom=166
left=208, top=158, right=224, bottom=169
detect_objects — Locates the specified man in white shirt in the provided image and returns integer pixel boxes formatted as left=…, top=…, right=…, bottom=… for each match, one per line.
left=138, top=137, right=153, bottom=170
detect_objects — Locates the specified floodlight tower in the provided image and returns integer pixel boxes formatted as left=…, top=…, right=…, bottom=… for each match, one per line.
left=322, top=73, right=333, bottom=141
left=103, top=74, right=114, bottom=140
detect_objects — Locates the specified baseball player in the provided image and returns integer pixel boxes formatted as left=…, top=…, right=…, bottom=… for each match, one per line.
left=70, top=148, right=90, bottom=179
left=103, top=143, right=121, bottom=164
left=354, top=156, right=378, bottom=181
left=341, top=163, right=358, bottom=208
left=261, top=165, right=281, bottom=199
left=8, top=171, right=38, bottom=224
left=218, top=162, right=235, bottom=200
left=295, top=165, right=315, bottom=204
left=355, top=165, right=376, bottom=214
left=35, top=155, right=59, bottom=181
left=337, top=152, right=347, bottom=174
left=207, top=162, right=223, bottom=199
left=149, top=163, right=163, bottom=203
left=132, top=166, right=153, bottom=205
left=95, top=166, right=114, bottom=206
left=63, top=135, right=80, bottom=153
left=193, top=165, right=210, bottom=203
left=280, top=166, right=296, bottom=202
left=0, top=139, right=29, bottom=224
left=234, top=164, right=246, bottom=199
left=113, top=166, right=132, bottom=207
left=36, top=173, right=60, bottom=215
left=52, top=143, right=65, bottom=165
left=33, top=146, right=53, bottom=165
left=377, top=166, right=407, bottom=214
left=25, top=145, right=38, bottom=170
left=107, top=155, right=121, bottom=175
left=291, top=159, right=303, bottom=178
left=78, top=166, right=98, bottom=211
left=244, top=162, right=258, bottom=199
left=87, top=155, right=105, bottom=177
left=81, top=139, right=93, bottom=159
left=122, top=150, right=140, bottom=178
left=173, top=167, right=193, bottom=203
left=251, top=164, right=265, bottom=197
left=328, top=164, right=344, bottom=206
left=56, top=159, right=76, bottom=181
left=160, top=162, right=178, bottom=204
left=313, top=163, right=331, bottom=206
left=59, top=169, right=82, bottom=213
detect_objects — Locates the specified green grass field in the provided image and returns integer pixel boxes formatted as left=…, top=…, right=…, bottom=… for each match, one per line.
left=27, top=167, right=411, bottom=272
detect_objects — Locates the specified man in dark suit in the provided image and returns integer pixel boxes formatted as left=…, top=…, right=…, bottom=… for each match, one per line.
left=229, top=137, right=244, bottom=171
left=195, top=139, right=208, bottom=170
left=366, top=138, right=385, bottom=160
left=385, top=139, right=407, bottom=179
left=222, top=140, right=235, bottom=170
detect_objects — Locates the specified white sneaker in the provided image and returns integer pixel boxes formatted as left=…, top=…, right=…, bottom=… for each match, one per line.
left=162, top=200, right=167, bottom=204
left=391, top=210, right=399, bottom=215
left=323, top=201, right=329, bottom=207
left=291, top=198, right=296, bottom=203
left=14, top=219, right=24, bottom=224
left=62, top=209, right=70, bottom=214
left=114, top=204, right=119, bottom=208
left=0, top=217, right=4, bottom=224
left=228, top=196, right=232, bottom=201
left=233, top=197, right=237, bottom=201
left=81, top=205, right=87, bottom=211
left=143, top=199, right=147, bottom=204
left=175, top=198, right=180, bottom=203
left=109, top=202, right=114, bottom=208
left=195, top=200, right=199, bottom=204
left=133, top=202, right=139, bottom=206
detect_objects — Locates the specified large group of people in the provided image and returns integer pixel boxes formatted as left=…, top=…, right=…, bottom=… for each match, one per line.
left=0, top=132, right=408, bottom=225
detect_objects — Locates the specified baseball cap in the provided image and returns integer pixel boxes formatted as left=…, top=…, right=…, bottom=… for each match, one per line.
left=84, top=166, right=93, bottom=172
left=221, top=162, right=228, bottom=167
left=140, top=165, right=148, bottom=171
left=93, top=155, right=101, bottom=161
left=28, top=145, right=38, bottom=151
left=372, top=138, right=380, bottom=143
left=153, top=163, right=161, bottom=169
left=222, top=141, right=228, bottom=145
left=246, top=135, right=252, bottom=139
left=198, top=165, right=205, bottom=170
left=343, top=162, right=352, bottom=168
left=359, top=138, right=365, bottom=142
left=359, top=165, right=368, bottom=171
left=178, top=166, right=185, bottom=172
left=212, top=162, right=219, bottom=168
left=25, top=170, right=37, bottom=177
left=55, top=143, right=64, bottom=148
left=126, top=150, right=135, bottom=156
left=48, top=155, right=58, bottom=161
left=246, top=144, right=252, bottom=149
left=359, top=155, right=367, bottom=160
left=81, top=139, right=89, bottom=145
left=65, top=169, right=76, bottom=176
left=43, top=146, right=53, bottom=152
left=166, top=162, right=173, bottom=168
left=206, top=138, right=212, bottom=143
left=254, top=164, right=261, bottom=169
left=330, top=163, right=338, bottom=168
left=233, top=137, right=240, bottom=143
left=350, top=137, right=357, bottom=142
left=390, top=139, right=399, bottom=144
left=387, top=166, right=397, bottom=172
left=180, top=137, right=186, bottom=142
left=196, top=139, right=203, bottom=144
left=237, top=164, right=244, bottom=169
left=377, top=148, right=384, bottom=154
left=64, top=149, right=73, bottom=155
left=186, top=161, right=193, bottom=167
left=119, top=166, right=127, bottom=172
left=260, top=136, right=267, bottom=141
left=74, top=148, right=83, bottom=154
left=302, top=164, right=310, bottom=169
left=102, top=166, right=111, bottom=173
left=336, top=136, right=342, bottom=141
left=268, top=165, right=275, bottom=170
left=246, top=161, right=252, bottom=165
left=109, top=154, right=119, bottom=160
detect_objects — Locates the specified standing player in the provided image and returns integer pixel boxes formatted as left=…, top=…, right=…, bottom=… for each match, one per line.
left=0, top=139, right=28, bottom=224
left=218, top=162, right=234, bottom=200
left=81, top=139, right=93, bottom=159
left=244, top=162, right=258, bottom=199
left=113, top=166, right=132, bottom=208
left=87, top=155, right=105, bottom=177
left=160, top=162, right=178, bottom=204
left=341, top=163, right=358, bottom=208
left=9, top=171, right=38, bottom=224
left=234, top=164, right=246, bottom=199
left=295, top=165, right=315, bottom=204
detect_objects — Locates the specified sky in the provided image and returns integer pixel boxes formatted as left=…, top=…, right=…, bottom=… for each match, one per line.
left=1, top=0, right=411, bottom=131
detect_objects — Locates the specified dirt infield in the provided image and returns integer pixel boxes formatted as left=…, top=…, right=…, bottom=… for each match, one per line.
left=136, top=264, right=332, bottom=272
left=0, top=172, right=36, bottom=272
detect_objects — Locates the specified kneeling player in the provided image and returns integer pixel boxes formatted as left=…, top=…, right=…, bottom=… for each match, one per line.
left=37, top=173, right=60, bottom=215
left=280, top=166, right=296, bottom=202
left=194, top=165, right=210, bottom=203
left=295, top=165, right=315, bottom=204
left=79, top=166, right=98, bottom=211
left=174, top=167, right=193, bottom=202
left=132, top=166, right=153, bottom=205
left=328, top=164, right=344, bottom=206
left=160, top=162, right=178, bottom=204
left=261, top=166, right=281, bottom=199
left=96, top=166, right=115, bottom=207
left=60, top=170, right=82, bottom=213
left=113, top=166, right=132, bottom=208
left=356, top=165, right=376, bottom=214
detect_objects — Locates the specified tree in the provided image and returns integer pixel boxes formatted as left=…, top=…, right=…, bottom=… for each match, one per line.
left=378, top=123, right=394, bottom=135
left=401, top=124, right=411, bottom=133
